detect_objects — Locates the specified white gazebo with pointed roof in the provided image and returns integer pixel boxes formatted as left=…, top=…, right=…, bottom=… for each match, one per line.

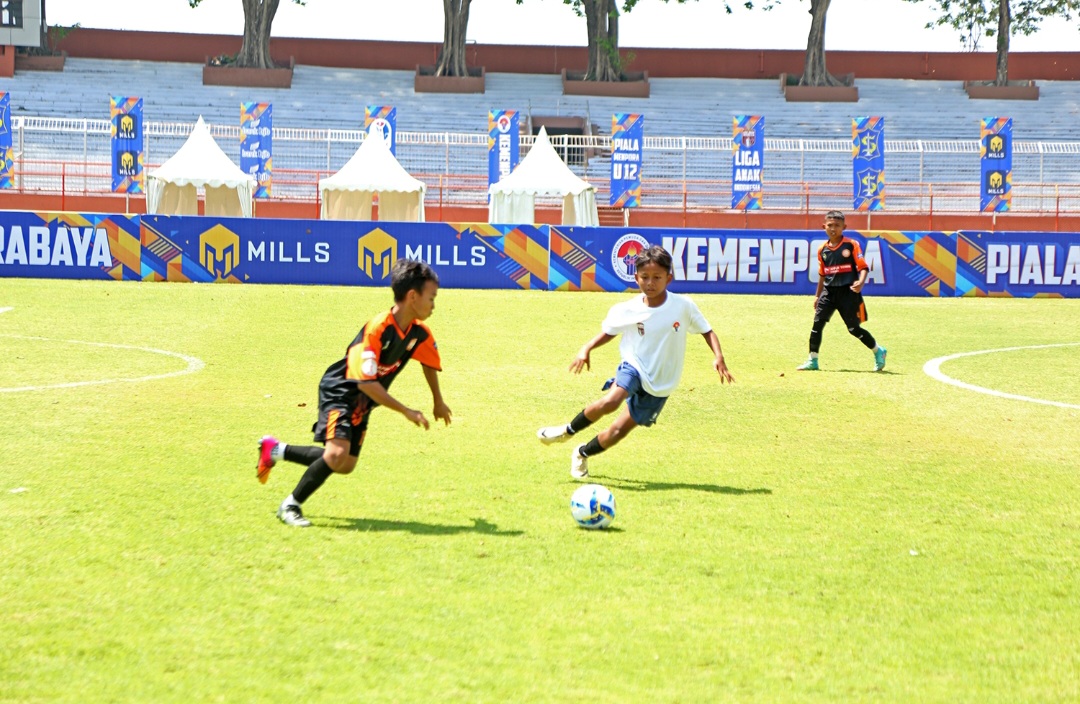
left=487, top=127, right=599, bottom=226
left=318, top=134, right=427, bottom=222
left=146, top=117, right=257, bottom=218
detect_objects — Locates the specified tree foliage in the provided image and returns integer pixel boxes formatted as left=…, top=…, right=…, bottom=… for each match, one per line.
left=189, top=0, right=306, bottom=69
left=904, top=0, right=1080, bottom=85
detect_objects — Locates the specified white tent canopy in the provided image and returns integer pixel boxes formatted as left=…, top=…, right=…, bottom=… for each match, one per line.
left=319, top=135, right=426, bottom=222
left=146, top=116, right=256, bottom=218
left=488, top=127, right=598, bottom=226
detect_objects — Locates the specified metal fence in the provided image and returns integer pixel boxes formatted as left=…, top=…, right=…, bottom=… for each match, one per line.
left=9, top=116, right=1080, bottom=214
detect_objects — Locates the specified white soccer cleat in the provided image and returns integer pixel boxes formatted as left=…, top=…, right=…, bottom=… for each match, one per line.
left=571, top=445, right=589, bottom=479
left=276, top=503, right=311, bottom=527
left=537, top=425, right=570, bottom=444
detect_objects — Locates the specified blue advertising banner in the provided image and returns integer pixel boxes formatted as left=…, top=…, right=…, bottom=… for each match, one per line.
left=2, top=211, right=1077, bottom=298
left=365, top=106, right=397, bottom=155
left=0, top=211, right=143, bottom=281
left=240, top=102, right=272, bottom=199
left=0, top=93, right=12, bottom=189
left=732, top=115, right=764, bottom=210
left=137, top=218, right=550, bottom=289
left=980, top=117, right=1012, bottom=213
left=853, top=116, right=885, bottom=211
left=488, top=110, right=519, bottom=191
left=110, top=96, right=143, bottom=194
left=610, top=113, right=643, bottom=208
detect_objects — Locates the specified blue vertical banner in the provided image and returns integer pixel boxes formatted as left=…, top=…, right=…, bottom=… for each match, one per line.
left=110, top=96, right=144, bottom=194
left=980, top=117, right=1012, bottom=212
left=610, top=113, right=643, bottom=208
left=0, top=93, right=13, bottom=189
left=240, top=102, right=273, bottom=199
left=732, top=115, right=764, bottom=210
left=488, top=110, right=519, bottom=189
left=365, top=106, right=397, bottom=155
left=852, top=116, right=885, bottom=211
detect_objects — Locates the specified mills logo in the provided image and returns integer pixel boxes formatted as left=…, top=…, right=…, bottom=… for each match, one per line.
left=987, top=134, right=1007, bottom=159
left=986, top=171, right=1006, bottom=195
left=200, top=225, right=241, bottom=280
left=118, top=151, right=137, bottom=176
left=117, top=114, right=138, bottom=141
left=358, top=229, right=397, bottom=280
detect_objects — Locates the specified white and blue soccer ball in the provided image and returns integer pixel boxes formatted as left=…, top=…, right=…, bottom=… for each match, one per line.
left=570, top=484, right=616, bottom=529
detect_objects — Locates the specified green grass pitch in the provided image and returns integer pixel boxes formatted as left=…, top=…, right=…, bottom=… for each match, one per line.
left=1, top=278, right=1078, bottom=703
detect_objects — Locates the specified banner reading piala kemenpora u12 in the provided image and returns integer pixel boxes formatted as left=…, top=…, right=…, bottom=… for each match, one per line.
left=0, top=211, right=1077, bottom=298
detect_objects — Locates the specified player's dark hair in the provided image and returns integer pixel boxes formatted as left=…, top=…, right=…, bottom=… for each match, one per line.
left=635, top=245, right=673, bottom=274
left=390, top=259, right=439, bottom=301
left=825, top=210, right=846, bottom=221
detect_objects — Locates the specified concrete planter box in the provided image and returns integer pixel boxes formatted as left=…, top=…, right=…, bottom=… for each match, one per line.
left=964, top=80, right=1039, bottom=100
left=16, top=51, right=66, bottom=71
left=414, top=65, right=485, bottom=93
left=780, top=72, right=858, bottom=102
left=562, top=69, right=650, bottom=98
left=203, top=57, right=294, bottom=88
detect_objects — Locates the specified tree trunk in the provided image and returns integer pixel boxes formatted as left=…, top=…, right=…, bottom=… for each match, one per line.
left=995, top=0, right=1011, bottom=86
left=435, top=0, right=472, bottom=77
left=583, top=0, right=620, bottom=82
left=800, top=0, right=842, bottom=87
left=236, top=0, right=280, bottom=69
left=40, top=0, right=49, bottom=52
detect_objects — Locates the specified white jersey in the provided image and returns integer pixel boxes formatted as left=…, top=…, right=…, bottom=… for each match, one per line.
left=601, top=292, right=711, bottom=397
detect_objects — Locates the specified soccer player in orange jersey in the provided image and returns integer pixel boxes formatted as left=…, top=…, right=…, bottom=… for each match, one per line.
left=797, top=211, right=887, bottom=372
left=256, top=259, right=452, bottom=527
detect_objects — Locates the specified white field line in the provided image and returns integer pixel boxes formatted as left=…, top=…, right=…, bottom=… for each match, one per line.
left=923, top=343, right=1080, bottom=410
left=0, top=335, right=205, bottom=393
left=0, top=307, right=12, bottom=315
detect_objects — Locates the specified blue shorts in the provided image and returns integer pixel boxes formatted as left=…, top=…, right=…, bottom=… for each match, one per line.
left=602, top=361, right=668, bottom=427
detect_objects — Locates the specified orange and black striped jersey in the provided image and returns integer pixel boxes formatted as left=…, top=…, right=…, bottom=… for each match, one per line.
left=317, top=309, right=441, bottom=407
left=817, top=237, right=868, bottom=287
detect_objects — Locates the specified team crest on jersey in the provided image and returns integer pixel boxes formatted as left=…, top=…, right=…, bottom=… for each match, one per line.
left=672, top=322, right=680, bottom=332
left=842, top=248, right=851, bottom=258
left=612, top=233, right=651, bottom=283
left=636, top=323, right=645, bottom=336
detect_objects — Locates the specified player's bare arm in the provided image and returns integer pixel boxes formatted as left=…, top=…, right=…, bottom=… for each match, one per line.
left=422, top=364, right=452, bottom=426
left=358, top=379, right=430, bottom=429
left=850, top=269, right=868, bottom=293
left=570, top=333, right=616, bottom=374
left=702, top=330, right=735, bottom=383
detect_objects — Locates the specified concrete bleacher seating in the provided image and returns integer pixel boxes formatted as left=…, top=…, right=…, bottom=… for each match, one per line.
left=3, top=57, right=1079, bottom=139
left=2, top=57, right=1079, bottom=207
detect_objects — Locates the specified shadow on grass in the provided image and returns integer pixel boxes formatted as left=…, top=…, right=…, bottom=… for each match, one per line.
left=317, top=516, right=524, bottom=536
left=821, top=369, right=901, bottom=375
left=587, top=476, right=772, bottom=495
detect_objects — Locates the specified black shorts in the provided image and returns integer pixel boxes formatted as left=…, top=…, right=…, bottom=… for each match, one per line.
left=312, top=396, right=372, bottom=457
left=815, top=285, right=868, bottom=328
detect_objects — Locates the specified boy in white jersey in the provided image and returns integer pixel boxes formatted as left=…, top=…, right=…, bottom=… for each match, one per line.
left=537, top=245, right=735, bottom=478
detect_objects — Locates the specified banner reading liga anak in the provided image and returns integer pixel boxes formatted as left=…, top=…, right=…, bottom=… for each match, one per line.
left=732, top=115, right=764, bottom=210
left=981, top=117, right=1012, bottom=212
left=110, top=96, right=144, bottom=194
left=610, top=113, right=643, bottom=208
left=0, top=92, right=12, bottom=189
left=365, top=106, right=397, bottom=155
left=488, top=110, right=519, bottom=190
left=240, top=102, right=273, bottom=199
left=852, top=116, right=885, bottom=211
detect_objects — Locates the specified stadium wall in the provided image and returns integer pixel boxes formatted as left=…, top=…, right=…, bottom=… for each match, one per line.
left=1, top=212, right=1077, bottom=297
left=54, top=30, right=1080, bottom=81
